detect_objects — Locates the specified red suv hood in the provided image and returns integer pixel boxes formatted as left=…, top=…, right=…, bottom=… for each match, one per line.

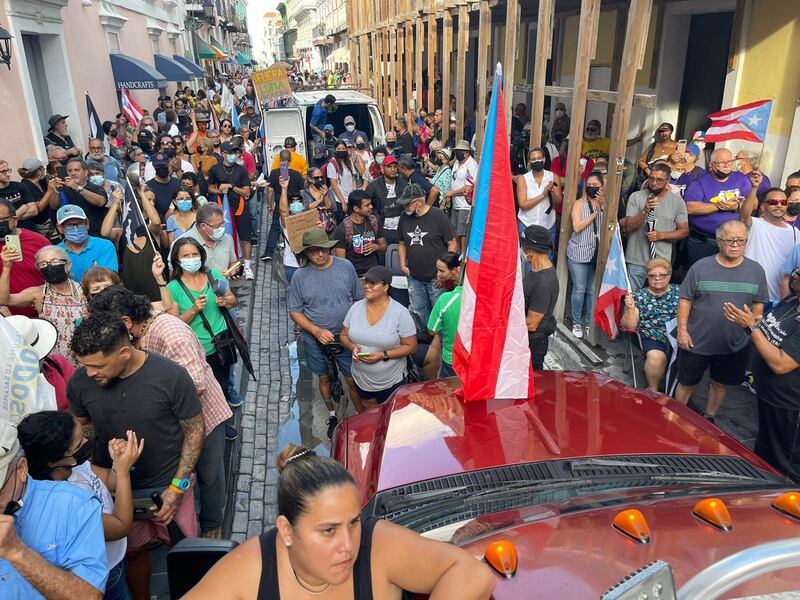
left=334, top=372, right=776, bottom=505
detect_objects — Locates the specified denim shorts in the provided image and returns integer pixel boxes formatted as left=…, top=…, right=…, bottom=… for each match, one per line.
left=302, top=337, right=352, bottom=378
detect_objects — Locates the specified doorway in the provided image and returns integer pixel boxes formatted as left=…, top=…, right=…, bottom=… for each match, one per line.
left=676, top=12, right=734, bottom=139
left=22, top=34, right=53, bottom=134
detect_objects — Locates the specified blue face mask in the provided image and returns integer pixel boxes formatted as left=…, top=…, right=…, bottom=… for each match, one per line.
left=88, top=175, right=104, bottom=187
left=289, top=201, right=304, bottom=214
left=179, top=257, right=202, bottom=274
left=225, top=154, right=237, bottom=165
left=175, top=199, right=193, bottom=212
left=64, top=224, right=88, bottom=244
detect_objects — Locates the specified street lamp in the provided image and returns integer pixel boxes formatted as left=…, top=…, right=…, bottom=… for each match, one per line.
left=0, top=24, right=12, bottom=70
left=202, top=0, right=215, bottom=19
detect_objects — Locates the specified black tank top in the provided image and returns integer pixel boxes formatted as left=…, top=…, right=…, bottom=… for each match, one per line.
left=257, top=517, right=378, bottom=599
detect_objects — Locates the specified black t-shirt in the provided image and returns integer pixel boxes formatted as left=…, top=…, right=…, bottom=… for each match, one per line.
left=146, top=176, right=181, bottom=219
left=268, top=168, right=304, bottom=200
left=0, top=182, right=33, bottom=214
left=396, top=132, right=415, bottom=157
left=753, top=298, right=800, bottom=409
left=19, top=178, right=52, bottom=228
left=523, top=266, right=559, bottom=336
left=398, top=207, right=454, bottom=281
left=208, top=163, right=251, bottom=209
left=333, top=216, right=383, bottom=276
left=62, top=183, right=108, bottom=236
left=68, top=353, right=202, bottom=490
left=44, top=131, right=76, bottom=152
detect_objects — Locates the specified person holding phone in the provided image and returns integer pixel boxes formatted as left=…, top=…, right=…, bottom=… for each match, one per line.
left=164, top=237, right=238, bottom=405
left=517, top=147, right=563, bottom=252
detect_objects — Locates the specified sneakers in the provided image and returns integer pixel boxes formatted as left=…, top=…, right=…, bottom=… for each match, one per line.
left=227, top=391, right=244, bottom=408
left=243, top=265, right=255, bottom=280
left=742, top=373, right=756, bottom=394
left=225, top=423, right=239, bottom=440
left=572, top=324, right=584, bottom=339
left=260, top=253, right=272, bottom=262
left=251, top=239, right=259, bottom=247
left=326, top=415, right=339, bottom=440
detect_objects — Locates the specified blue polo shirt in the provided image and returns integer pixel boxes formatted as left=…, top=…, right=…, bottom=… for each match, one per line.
left=0, top=477, right=108, bottom=598
left=59, top=236, right=118, bottom=283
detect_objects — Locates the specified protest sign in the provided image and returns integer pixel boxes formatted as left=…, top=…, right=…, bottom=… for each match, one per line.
left=285, top=210, right=322, bottom=253
left=252, top=67, right=292, bottom=101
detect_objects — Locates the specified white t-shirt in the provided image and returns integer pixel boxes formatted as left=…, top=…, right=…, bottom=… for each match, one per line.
left=451, top=156, right=479, bottom=211
left=282, top=225, right=300, bottom=268
left=519, top=169, right=556, bottom=229
left=144, top=159, right=194, bottom=180
left=69, top=461, right=126, bottom=568
left=745, top=217, right=798, bottom=302
left=326, top=161, right=355, bottom=208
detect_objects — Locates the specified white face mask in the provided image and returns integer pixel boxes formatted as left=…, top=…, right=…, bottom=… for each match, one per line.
left=346, top=124, right=355, bottom=132
left=555, top=110, right=564, bottom=118
left=210, top=225, right=226, bottom=241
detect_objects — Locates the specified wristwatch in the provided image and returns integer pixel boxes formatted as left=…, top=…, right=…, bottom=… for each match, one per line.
left=743, top=323, right=757, bottom=335
left=382, top=350, right=390, bottom=362
left=171, top=478, right=191, bottom=493
left=77, top=185, right=84, bottom=192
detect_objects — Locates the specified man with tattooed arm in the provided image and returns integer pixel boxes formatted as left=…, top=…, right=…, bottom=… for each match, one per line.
left=67, top=311, right=205, bottom=600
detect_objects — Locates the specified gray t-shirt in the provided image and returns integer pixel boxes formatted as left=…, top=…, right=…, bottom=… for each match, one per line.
left=625, top=189, right=688, bottom=267
left=288, top=257, right=363, bottom=343
left=343, top=298, right=416, bottom=391
left=178, top=225, right=236, bottom=274
left=679, top=256, right=768, bottom=355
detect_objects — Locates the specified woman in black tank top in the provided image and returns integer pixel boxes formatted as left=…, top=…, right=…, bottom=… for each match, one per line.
left=183, top=445, right=495, bottom=599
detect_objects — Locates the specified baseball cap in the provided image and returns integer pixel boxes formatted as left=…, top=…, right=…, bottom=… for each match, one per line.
left=151, top=152, right=170, bottom=167
left=47, top=114, right=68, bottom=131
left=220, top=141, right=238, bottom=153
left=312, top=141, right=326, bottom=159
left=344, top=116, right=355, bottom=125
left=195, top=111, right=210, bottom=123
left=382, top=156, right=398, bottom=166
left=364, top=265, right=393, bottom=285
left=56, top=204, right=88, bottom=224
left=686, top=143, right=701, bottom=157
left=22, top=158, right=45, bottom=171
left=0, top=419, right=20, bottom=487
left=323, top=124, right=335, bottom=132
left=520, top=224, right=552, bottom=252
left=397, top=183, right=425, bottom=205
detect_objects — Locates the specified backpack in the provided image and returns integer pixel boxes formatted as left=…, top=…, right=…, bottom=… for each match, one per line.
left=343, top=214, right=379, bottom=243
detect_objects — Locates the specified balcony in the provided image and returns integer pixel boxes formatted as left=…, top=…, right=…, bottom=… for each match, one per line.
left=291, top=0, right=316, bottom=21
left=312, top=23, right=326, bottom=38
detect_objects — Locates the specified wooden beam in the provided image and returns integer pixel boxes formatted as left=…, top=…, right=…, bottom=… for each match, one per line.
left=553, top=0, right=601, bottom=328
left=427, top=14, right=437, bottom=116
left=530, top=0, right=554, bottom=149
left=415, top=17, right=423, bottom=114
left=502, top=0, right=519, bottom=142
left=605, top=7, right=626, bottom=134
left=587, top=0, right=653, bottom=345
left=441, top=8, right=453, bottom=130
left=455, top=5, right=469, bottom=142
left=516, top=85, right=657, bottom=110
left=406, top=20, right=414, bottom=123
left=475, top=1, right=491, bottom=154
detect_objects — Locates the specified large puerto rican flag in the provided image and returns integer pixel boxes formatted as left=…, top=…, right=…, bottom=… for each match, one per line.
left=120, top=87, right=144, bottom=128
left=704, top=99, right=772, bottom=143
left=451, top=64, right=535, bottom=402
left=594, top=226, right=631, bottom=340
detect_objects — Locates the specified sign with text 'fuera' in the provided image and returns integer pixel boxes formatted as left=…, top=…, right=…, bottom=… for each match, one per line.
left=251, top=67, right=292, bottom=101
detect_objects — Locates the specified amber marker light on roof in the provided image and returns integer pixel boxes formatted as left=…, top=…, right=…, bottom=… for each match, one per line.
left=613, top=509, right=651, bottom=544
left=772, top=492, right=800, bottom=521
left=693, top=498, right=733, bottom=531
left=483, top=540, right=518, bottom=579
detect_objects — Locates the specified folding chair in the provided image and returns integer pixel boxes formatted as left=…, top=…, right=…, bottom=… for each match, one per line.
left=620, top=327, right=645, bottom=388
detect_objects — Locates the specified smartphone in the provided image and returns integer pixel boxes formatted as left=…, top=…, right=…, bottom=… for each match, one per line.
left=356, top=352, right=372, bottom=358
left=280, top=161, right=289, bottom=180
left=677, top=139, right=687, bottom=155
left=4, top=234, right=22, bottom=261
left=56, top=165, right=67, bottom=180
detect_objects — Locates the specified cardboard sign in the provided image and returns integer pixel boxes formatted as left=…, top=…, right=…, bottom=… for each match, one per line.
left=251, top=67, right=292, bottom=101
left=284, top=210, right=322, bottom=253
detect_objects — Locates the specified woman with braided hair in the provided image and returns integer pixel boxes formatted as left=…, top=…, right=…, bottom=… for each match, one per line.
left=185, top=444, right=496, bottom=599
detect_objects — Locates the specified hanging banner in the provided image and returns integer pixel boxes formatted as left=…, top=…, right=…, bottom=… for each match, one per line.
left=251, top=67, right=293, bottom=101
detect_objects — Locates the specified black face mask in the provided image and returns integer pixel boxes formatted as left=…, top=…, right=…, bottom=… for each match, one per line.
left=324, top=132, right=333, bottom=140
left=70, top=438, right=94, bottom=466
left=647, top=184, right=665, bottom=196
left=455, top=151, right=467, bottom=162
left=356, top=143, right=365, bottom=150
left=154, top=166, right=170, bottom=178
left=314, top=180, right=325, bottom=189
left=712, top=169, right=729, bottom=181
left=40, top=263, right=69, bottom=284
left=213, top=140, right=221, bottom=147
left=335, top=150, right=349, bottom=159
left=530, top=160, right=545, bottom=172
left=386, top=142, right=395, bottom=149
left=0, top=220, right=12, bottom=238
left=109, top=129, right=118, bottom=137
left=585, top=186, right=601, bottom=199
left=787, top=203, right=800, bottom=217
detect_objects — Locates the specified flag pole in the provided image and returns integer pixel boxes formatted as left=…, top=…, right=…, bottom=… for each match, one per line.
left=125, top=176, right=158, bottom=254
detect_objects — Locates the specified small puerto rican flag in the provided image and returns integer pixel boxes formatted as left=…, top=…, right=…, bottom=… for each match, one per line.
left=594, top=226, right=632, bottom=341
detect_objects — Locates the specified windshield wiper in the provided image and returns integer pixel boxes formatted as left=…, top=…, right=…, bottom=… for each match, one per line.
left=464, top=479, right=593, bottom=503
left=570, top=458, right=662, bottom=470
left=647, top=471, right=770, bottom=483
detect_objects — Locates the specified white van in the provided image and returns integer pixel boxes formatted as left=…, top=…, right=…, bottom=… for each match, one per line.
left=262, top=90, right=386, bottom=167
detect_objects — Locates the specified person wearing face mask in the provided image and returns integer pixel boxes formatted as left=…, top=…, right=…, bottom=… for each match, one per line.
left=101, top=120, right=123, bottom=151
left=353, top=135, right=374, bottom=175
left=517, top=147, right=563, bottom=253
left=180, top=203, right=238, bottom=275
left=365, top=155, right=408, bottom=245
left=339, top=115, right=369, bottom=147
left=55, top=204, right=118, bottom=283
left=445, top=141, right=479, bottom=252
left=54, top=158, right=109, bottom=237
left=18, top=412, right=144, bottom=600
left=429, top=147, right=453, bottom=213
left=16, top=158, right=57, bottom=238
left=166, top=188, right=199, bottom=244
left=261, top=150, right=305, bottom=261
left=384, top=130, right=399, bottom=157
left=136, top=119, right=157, bottom=158
left=0, top=418, right=109, bottom=600
left=684, top=148, right=757, bottom=266
left=145, top=152, right=182, bottom=220
left=393, top=117, right=415, bottom=157
left=567, top=172, right=605, bottom=339
left=551, top=102, right=570, bottom=141
left=327, top=140, right=364, bottom=220
left=620, top=163, right=688, bottom=290
left=144, top=136, right=194, bottom=182
left=0, top=244, right=87, bottom=361
left=784, top=186, right=800, bottom=231
left=369, top=147, right=387, bottom=180
left=735, top=149, right=772, bottom=201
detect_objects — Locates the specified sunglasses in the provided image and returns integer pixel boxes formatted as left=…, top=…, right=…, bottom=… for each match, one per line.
left=767, top=198, right=788, bottom=206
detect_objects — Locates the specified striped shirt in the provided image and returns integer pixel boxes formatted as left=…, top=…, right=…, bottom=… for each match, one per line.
left=140, top=312, right=232, bottom=433
left=567, top=200, right=602, bottom=263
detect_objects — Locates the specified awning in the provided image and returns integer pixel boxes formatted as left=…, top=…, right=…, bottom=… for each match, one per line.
left=194, top=37, right=218, bottom=60
left=210, top=36, right=229, bottom=59
left=236, top=51, right=251, bottom=65
left=153, top=54, right=194, bottom=81
left=172, top=55, right=205, bottom=78
left=109, top=53, right=167, bottom=90
left=331, top=46, right=350, bottom=64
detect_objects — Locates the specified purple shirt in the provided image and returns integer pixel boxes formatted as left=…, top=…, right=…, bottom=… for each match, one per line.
left=684, top=171, right=752, bottom=235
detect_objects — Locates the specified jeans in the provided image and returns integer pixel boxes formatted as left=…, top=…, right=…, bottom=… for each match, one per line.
left=407, top=276, right=444, bottom=324
left=247, top=191, right=261, bottom=242
left=567, top=259, right=596, bottom=327
left=439, top=361, right=456, bottom=378
left=195, top=423, right=227, bottom=531
left=206, top=351, right=232, bottom=403
left=627, top=263, right=647, bottom=291
left=263, top=208, right=283, bottom=254
left=285, top=265, right=299, bottom=283
left=687, top=233, right=718, bottom=267
left=104, top=558, right=131, bottom=600
left=529, top=333, right=549, bottom=371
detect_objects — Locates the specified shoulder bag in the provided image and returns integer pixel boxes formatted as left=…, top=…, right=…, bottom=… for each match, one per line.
left=176, top=277, right=238, bottom=367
